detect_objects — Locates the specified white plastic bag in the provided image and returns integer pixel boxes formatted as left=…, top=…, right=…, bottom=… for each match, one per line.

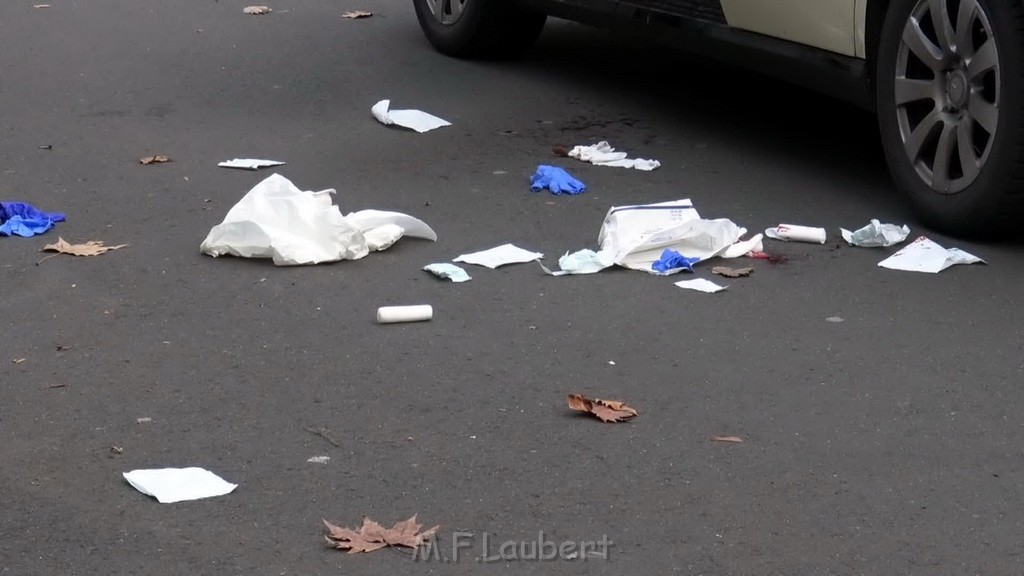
left=200, top=174, right=436, bottom=266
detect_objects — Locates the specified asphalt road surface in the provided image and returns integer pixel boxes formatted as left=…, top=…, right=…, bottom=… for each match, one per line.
left=3, top=2, right=1024, bottom=575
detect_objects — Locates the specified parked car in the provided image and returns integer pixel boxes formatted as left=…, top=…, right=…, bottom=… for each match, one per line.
left=413, top=0, right=1024, bottom=236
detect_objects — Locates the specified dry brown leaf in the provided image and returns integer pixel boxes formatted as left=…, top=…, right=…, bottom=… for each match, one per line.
left=41, top=238, right=128, bottom=257
left=710, top=435, right=744, bottom=443
left=324, top=515, right=439, bottom=554
left=243, top=5, right=271, bottom=14
left=12, top=358, right=26, bottom=365
left=712, top=266, right=754, bottom=278
left=139, top=155, right=171, bottom=165
left=567, top=393, right=638, bottom=423
left=342, top=10, right=373, bottom=18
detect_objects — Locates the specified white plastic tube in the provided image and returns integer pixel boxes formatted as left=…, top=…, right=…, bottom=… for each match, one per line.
left=767, top=224, right=827, bottom=244
left=376, top=305, right=433, bottom=324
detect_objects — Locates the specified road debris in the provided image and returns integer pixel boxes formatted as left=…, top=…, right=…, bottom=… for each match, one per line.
left=530, top=165, right=586, bottom=195
left=454, top=243, right=543, bottom=268
left=304, top=425, right=340, bottom=447
left=825, top=316, right=844, bottom=323
left=765, top=224, right=827, bottom=244
left=712, top=266, right=753, bottom=278
left=139, top=155, right=171, bottom=165
left=136, top=417, right=152, bottom=424
left=123, top=467, right=237, bottom=503
left=307, top=456, right=330, bottom=464
left=709, top=435, right=744, bottom=443
left=38, top=238, right=128, bottom=262
left=840, top=219, right=911, bottom=247
left=567, top=393, right=638, bottom=423
left=243, top=5, right=271, bottom=14
left=423, top=263, right=471, bottom=282
left=0, top=202, right=65, bottom=237
left=377, top=305, right=432, bottom=324
left=567, top=140, right=660, bottom=170
left=674, top=278, right=727, bottom=293
left=324, top=515, right=439, bottom=554
left=12, top=358, right=26, bottom=365
left=200, top=174, right=436, bottom=265
left=111, top=445, right=124, bottom=455
left=371, top=99, right=450, bottom=133
left=342, top=10, right=373, bottom=18
left=878, top=236, right=985, bottom=273
left=218, top=158, right=286, bottom=170
left=537, top=248, right=615, bottom=276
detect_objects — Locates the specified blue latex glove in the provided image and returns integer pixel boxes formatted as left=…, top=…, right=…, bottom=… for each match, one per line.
left=530, top=165, right=586, bottom=195
left=0, top=202, right=66, bottom=237
left=652, top=249, right=700, bottom=273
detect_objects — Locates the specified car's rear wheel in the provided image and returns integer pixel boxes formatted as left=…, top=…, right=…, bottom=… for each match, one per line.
left=413, top=0, right=547, bottom=59
left=876, top=0, right=1024, bottom=235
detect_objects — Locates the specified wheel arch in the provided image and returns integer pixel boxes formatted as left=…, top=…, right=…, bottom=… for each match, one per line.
left=864, top=0, right=892, bottom=92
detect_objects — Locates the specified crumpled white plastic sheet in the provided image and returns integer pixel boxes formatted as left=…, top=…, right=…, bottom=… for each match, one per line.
left=597, top=199, right=760, bottom=274
left=200, top=174, right=436, bottom=266
left=568, top=141, right=660, bottom=171
left=371, top=99, right=451, bottom=133
left=841, top=219, right=911, bottom=247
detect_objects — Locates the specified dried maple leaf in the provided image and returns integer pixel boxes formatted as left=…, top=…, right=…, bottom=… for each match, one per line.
left=567, top=394, right=638, bottom=423
left=342, top=10, right=373, bottom=18
left=710, top=435, right=744, bottom=443
left=41, top=238, right=128, bottom=257
left=139, top=155, right=171, bottom=165
left=243, top=5, right=271, bottom=14
left=324, top=515, right=438, bottom=554
left=712, top=266, right=753, bottom=278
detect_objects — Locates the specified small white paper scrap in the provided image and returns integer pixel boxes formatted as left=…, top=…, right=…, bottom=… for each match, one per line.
left=307, top=456, right=331, bottom=464
left=877, top=236, right=985, bottom=273
left=674, top=278, right=727, bottom=293
left=123, top=467, right=237, bottom=503
left=371, top=99, right=451, bottom=133
left=454, top=243, right=543, bottom=269
left=218, top=158, right=286, bottom=170
left=423, top=263, right=471, bottom=282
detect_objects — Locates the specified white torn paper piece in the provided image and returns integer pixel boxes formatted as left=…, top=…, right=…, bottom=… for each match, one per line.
left=597, top=199, right=748, bottom=273
left=371, top=99, right=450, bottom=133
left=123, top=467, right=237, bottom=503
left=877, top=236, right=985, bottom=273
left=568, top=141, right=660, bottom=171
left=454, top=243, right=543, bottom=269
left=721, top=233, right=764, bottom=258
left=674, top=278, right=727, bottom=293
left=538, top=248, right=616, bottom=276
left=307, top=456, right=331, bottom=464
left=765, top=224, right=827, bottom=244
left=424, top=263, right=471, bottom=282
left=218, top=158, right=286, bottom=170
left=200, top=173, right=436, bottom=266
left=841, top=219, right=911, bottom=247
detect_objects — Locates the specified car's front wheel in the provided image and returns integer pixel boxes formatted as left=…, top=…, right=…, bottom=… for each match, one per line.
left=876, top=0, right=1024, bottom=235
left=413, top=0, right=547, bottom=59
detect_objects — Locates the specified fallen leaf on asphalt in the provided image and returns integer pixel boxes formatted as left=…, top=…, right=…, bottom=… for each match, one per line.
left=710, top=435, right=744, bottom=443
left=324, top=515, right=439, bottom=554
left=712, top=266, right=754, bottom=278
left=41, top=238, right=128, bottom=257
left=243, top=5, right=271, bottom=14
left=139, top=155, right=171, bottom=165
left=567, top=394, right=638, bottom=423
left=342, top=10, right=373, bottom=18
left=12, top=358, right=26, bottom=364
left=552, top=145, right=569, bottom=157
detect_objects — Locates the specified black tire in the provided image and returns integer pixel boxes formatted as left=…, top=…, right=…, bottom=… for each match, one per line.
left=876, top=0, right=1024, bottom=236
left=413, top=0, right=547, bottom=59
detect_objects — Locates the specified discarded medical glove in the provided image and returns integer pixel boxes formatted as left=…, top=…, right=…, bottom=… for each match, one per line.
left=530, top=165, right=586, bottom=195
left=651, top=249, right=699, bottom=273
left=0, top=201, right=66, bottom=237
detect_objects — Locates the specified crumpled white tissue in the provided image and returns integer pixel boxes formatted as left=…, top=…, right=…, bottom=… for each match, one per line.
left=841, top=219, right=911, bottom=247
left=538, top=248, right=616, bottom=276
left=371, top=99, right=451, bottom=133
left=200, top=174, right=436, bottom=266
left=454, top=244, right=543, bottom=268
left=424, top=263, right=471, bottom=282
left=568, top=141, right=660, bottom=171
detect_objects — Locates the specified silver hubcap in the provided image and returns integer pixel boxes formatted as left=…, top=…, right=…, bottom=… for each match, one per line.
left=425, top=0, right=466, bottom=25
left=895, top=0, right=1000, bottom=193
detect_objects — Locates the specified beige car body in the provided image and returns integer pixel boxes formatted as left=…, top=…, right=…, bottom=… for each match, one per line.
left=720, top=0, right=869, bottom=57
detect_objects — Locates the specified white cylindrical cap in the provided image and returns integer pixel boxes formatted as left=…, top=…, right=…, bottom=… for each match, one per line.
left=377, top=305, right=433, bottom=324
left=775, top=224, right=827, bottom=244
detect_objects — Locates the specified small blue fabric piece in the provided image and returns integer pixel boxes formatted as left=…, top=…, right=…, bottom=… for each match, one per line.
left=652, top=249, right=700, bottom=273
left=0, top=202, right=66, bottom=237
left=529, top=165, right=586, bottom=195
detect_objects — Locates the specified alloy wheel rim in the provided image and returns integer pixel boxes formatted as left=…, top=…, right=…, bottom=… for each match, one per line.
left=425, top=0, right=466, bottom=25
left=895, top=0, right=999, bottom=193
